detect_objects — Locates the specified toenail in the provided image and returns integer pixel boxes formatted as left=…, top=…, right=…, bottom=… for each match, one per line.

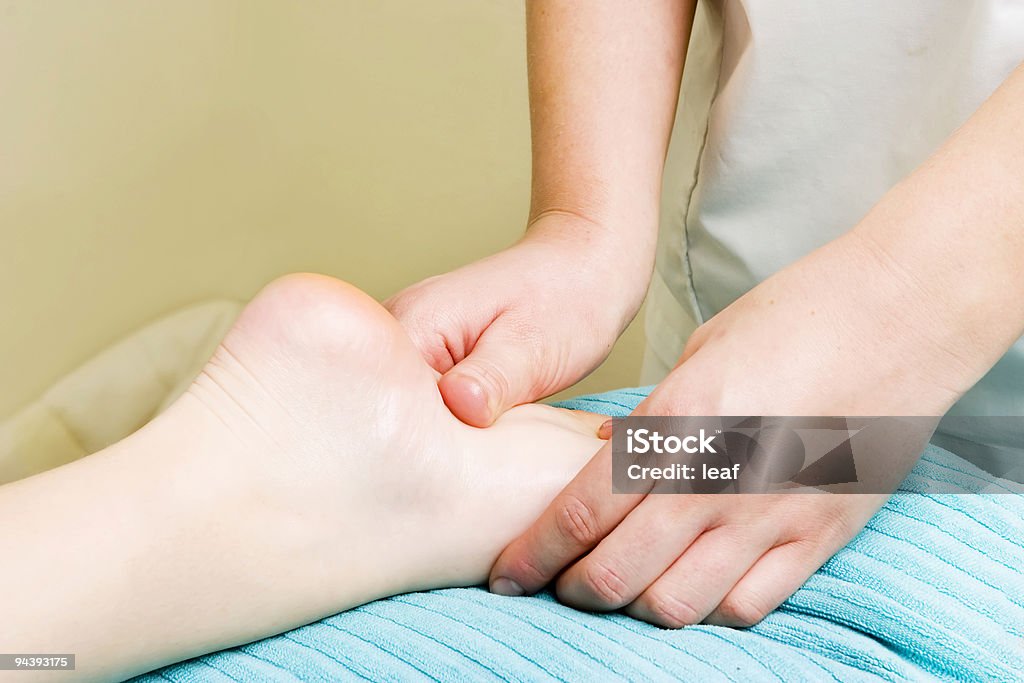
left=490, top=577, right=525, bottom=597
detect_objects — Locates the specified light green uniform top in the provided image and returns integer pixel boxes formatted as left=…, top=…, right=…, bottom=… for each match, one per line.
left=644, top=0, right=1024, bottom=476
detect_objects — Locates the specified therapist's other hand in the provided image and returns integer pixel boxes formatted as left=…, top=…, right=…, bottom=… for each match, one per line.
left=490, top=228, right=978, bottom=627
left=385, top=213, right=650, bottom=427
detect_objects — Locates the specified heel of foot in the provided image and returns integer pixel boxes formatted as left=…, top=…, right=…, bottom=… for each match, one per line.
left=239, top=273, right=398, bottom=358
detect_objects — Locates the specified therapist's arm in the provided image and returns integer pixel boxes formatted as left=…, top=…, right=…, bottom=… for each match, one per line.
left=386, top=0, right=696, bottom=426
left=524, top=0, right=691, bottom=245
left=491, top=61, right=1024, bottom=627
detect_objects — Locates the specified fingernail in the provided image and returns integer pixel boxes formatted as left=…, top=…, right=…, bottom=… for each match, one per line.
left=477, top=378, right=500, bottom=423
left=466, top=377, right=500, bottom=426
left=490, top=577, right=525, bottom=597
left=597, top=419, right=613, bottom=440
left=442, top=372, right=497, bottom=427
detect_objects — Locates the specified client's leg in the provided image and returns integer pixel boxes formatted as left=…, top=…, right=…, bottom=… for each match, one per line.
left=0, top=274, right=605, bottom=682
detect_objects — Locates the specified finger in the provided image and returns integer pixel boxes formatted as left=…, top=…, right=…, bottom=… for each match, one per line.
left=489, top=441, right=645, bottom=596
left=554, top=495, right=717, bottom=611
left=385, top=301, right=462, bottom=374
left=625, top=524, right=774, bottom=628
left=439, top=320, right=548, bottom=427
left=704, top=533, right=843, bottom=627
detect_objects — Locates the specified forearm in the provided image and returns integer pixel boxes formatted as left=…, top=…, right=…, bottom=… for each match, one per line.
left=849, top=61, right=1024, bottom=388
left=525, top=0, right=695, bottom=256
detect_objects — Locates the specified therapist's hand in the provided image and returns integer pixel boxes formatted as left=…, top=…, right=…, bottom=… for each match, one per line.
left=489, top=227, right=982, bottom=627
left=385, top=213, right=651, bottom=427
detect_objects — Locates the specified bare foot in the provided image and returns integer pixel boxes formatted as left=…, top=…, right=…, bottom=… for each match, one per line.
left=181, top=273, right=604, bottom=599
left=0, top=273, right=607, bottom=681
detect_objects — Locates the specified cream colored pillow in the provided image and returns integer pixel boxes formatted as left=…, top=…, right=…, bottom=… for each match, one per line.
left=0, top=301, right=240, bottom=485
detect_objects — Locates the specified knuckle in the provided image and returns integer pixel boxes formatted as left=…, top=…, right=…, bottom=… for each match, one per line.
left=641, top=591, right=702, bottom=629
left=383, top=288, right=427, bottom=318
left=381, top=292, right=409, bottom=316
left=578, top=560, right=631, bottom=607
left=716, top=593, right=770, bottom=627
left=386, top=299, right=433, bottom=337
left=556, top=495, right=603, bottom=547
left=466, top=356, right=513, bottom=400
left=420, top=331, right=457, bottom=372
left=392, top=310, right=458, bottom=369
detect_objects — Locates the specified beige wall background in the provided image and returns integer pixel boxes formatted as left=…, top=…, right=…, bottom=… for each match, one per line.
left=0, top=1, right=645, bottom=419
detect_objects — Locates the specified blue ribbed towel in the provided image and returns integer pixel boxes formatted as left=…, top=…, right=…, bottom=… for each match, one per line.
left=138, top=387, right=1024, bottom=682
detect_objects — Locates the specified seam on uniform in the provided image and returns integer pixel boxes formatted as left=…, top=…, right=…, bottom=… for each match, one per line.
left=680, top=4, right=729, bottom=327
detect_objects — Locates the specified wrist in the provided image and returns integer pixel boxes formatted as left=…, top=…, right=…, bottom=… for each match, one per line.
left=526, top=207, right=657, bottom=262
left=843, top=223, right=1013, bottom=403
left=521, top=211, right=655, bottom=327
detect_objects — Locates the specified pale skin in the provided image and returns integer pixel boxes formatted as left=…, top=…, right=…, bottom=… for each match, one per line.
left=0, top=274, right=609, bottom=682
left=386, top=1, right=1024, bottom=626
